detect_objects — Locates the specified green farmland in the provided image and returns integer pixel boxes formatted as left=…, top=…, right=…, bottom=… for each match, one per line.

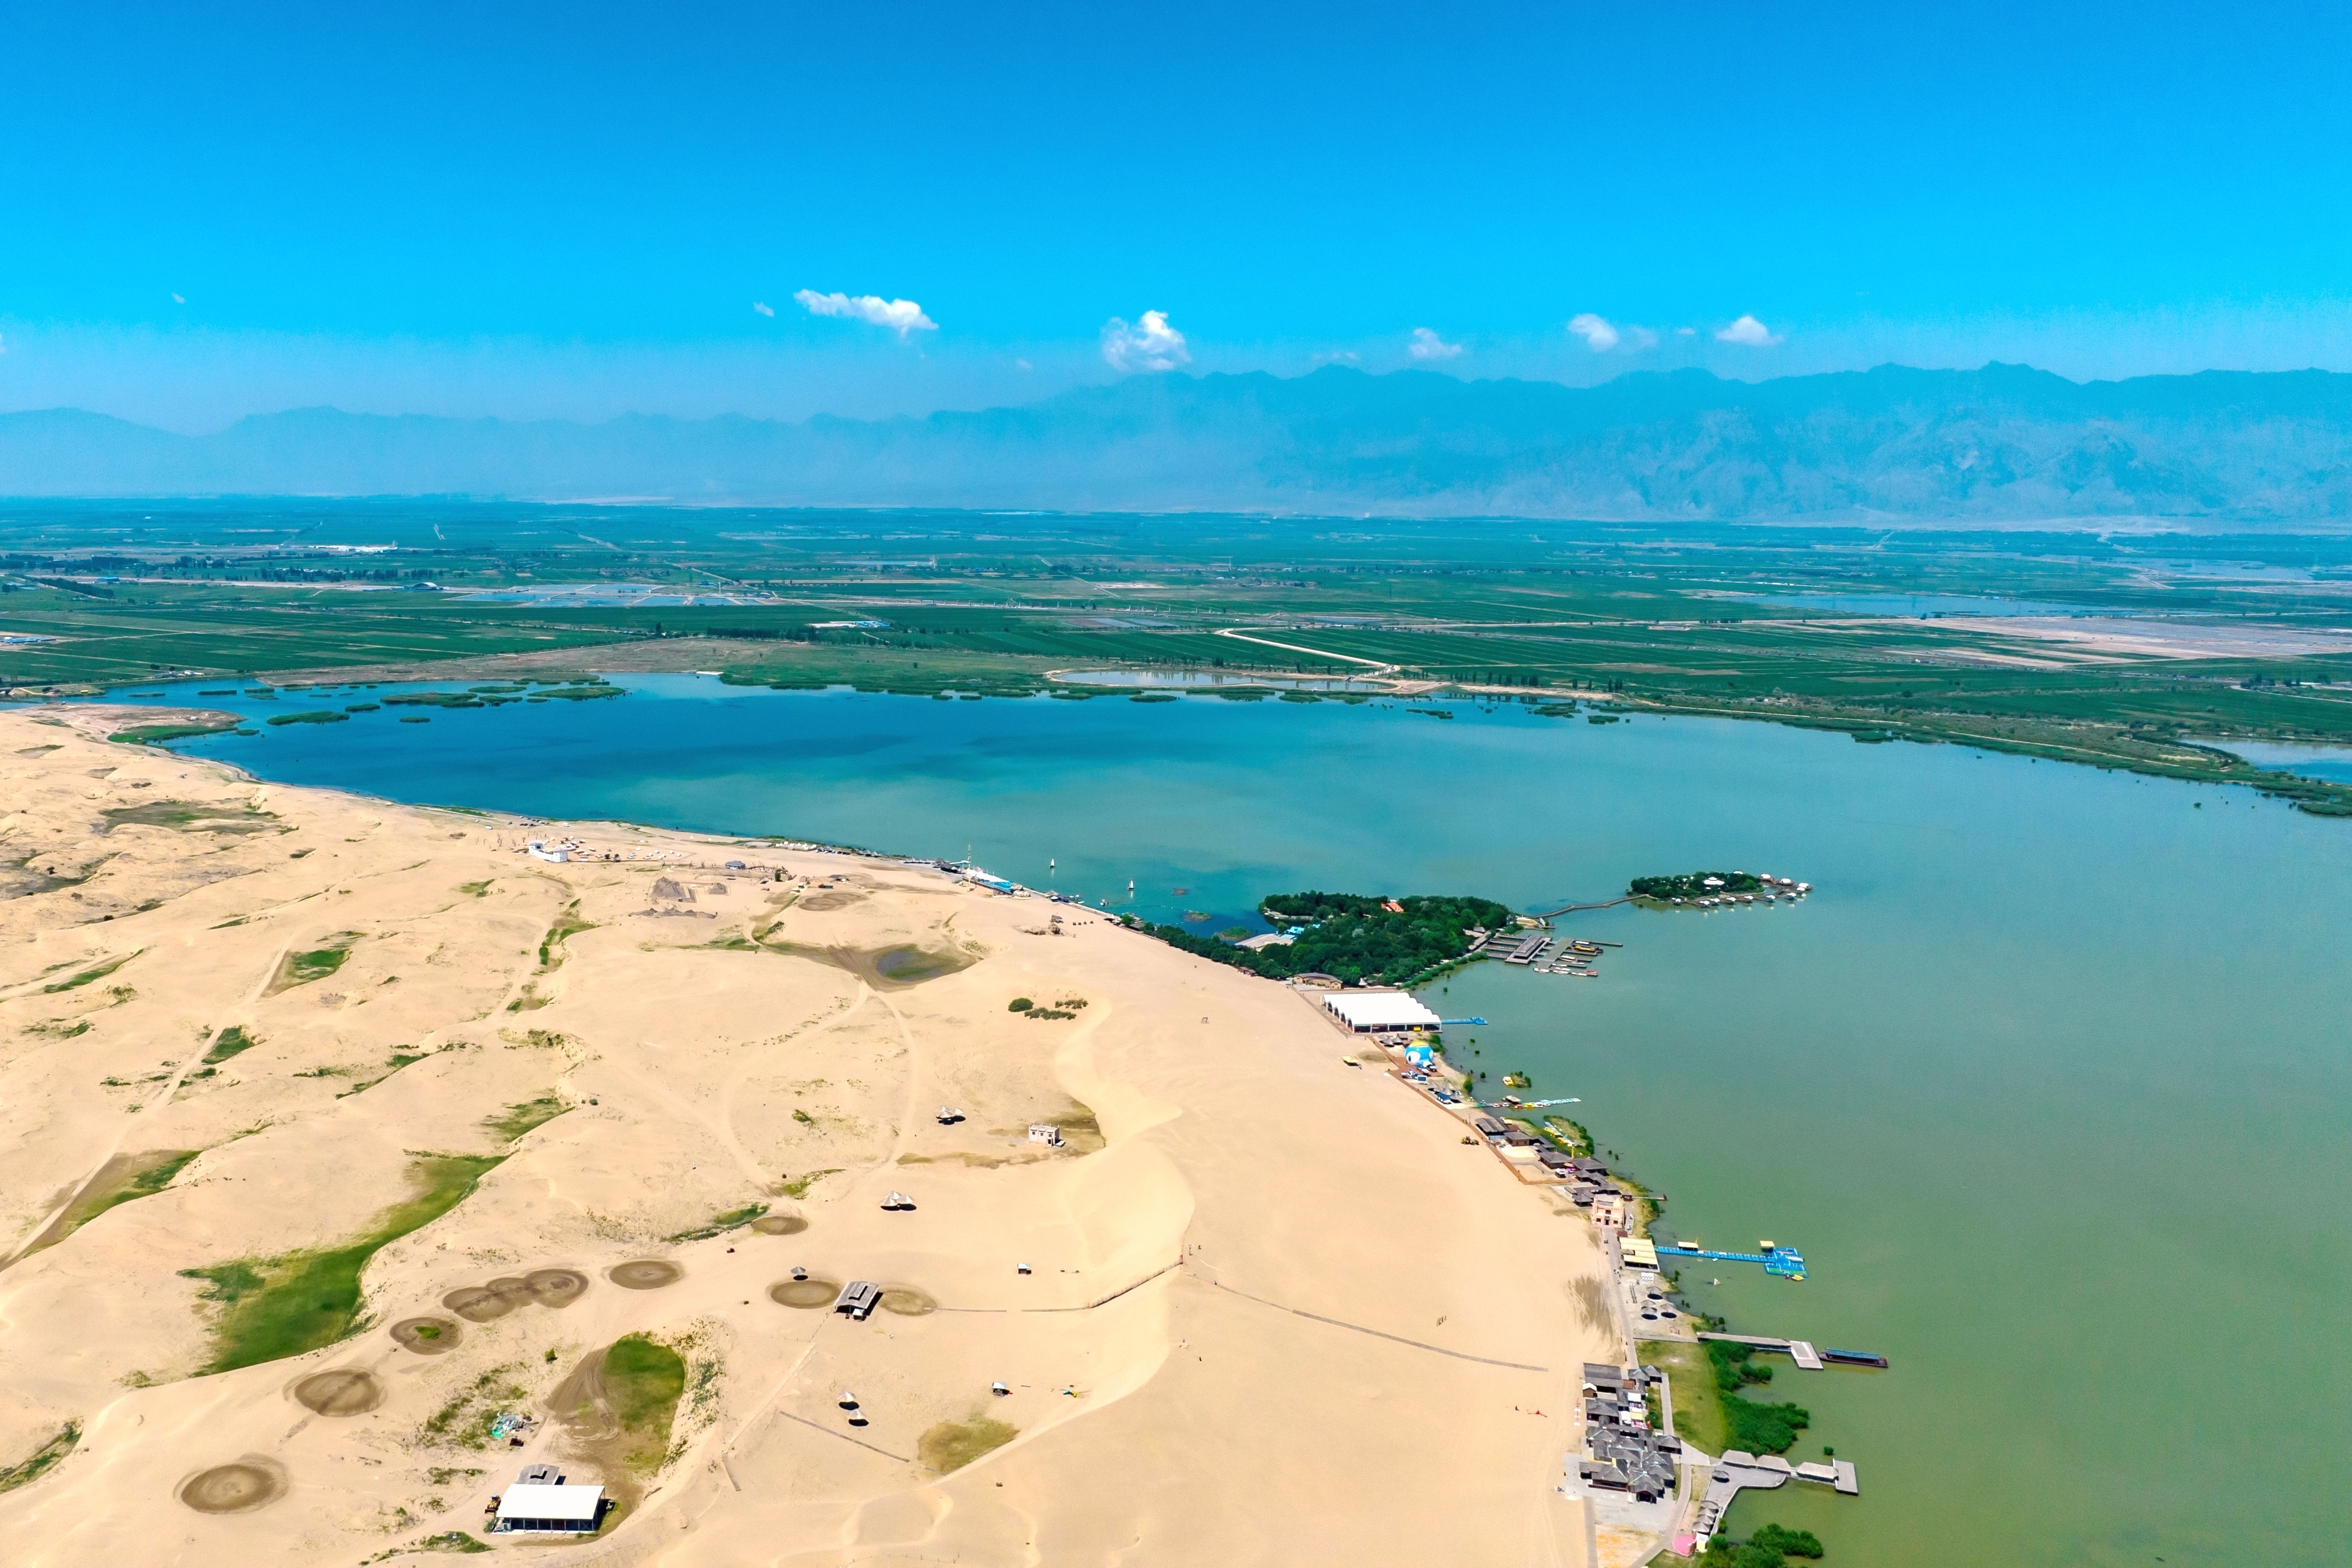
left=7, top=499, right=2352, bottom=810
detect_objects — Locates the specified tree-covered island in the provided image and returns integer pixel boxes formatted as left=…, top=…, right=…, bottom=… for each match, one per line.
left=1146, top=890, right=1515, bottom=987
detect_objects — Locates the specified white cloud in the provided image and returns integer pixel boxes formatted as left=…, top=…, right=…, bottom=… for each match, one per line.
left=752, top=301, right=774, bottom=317
left=1015, top=357, right=1033, bottom=371
left=792, top=289, right=939, bottom=338
left=171, top=292, right=186, bottom=304
left=1101, top=310, right=1189, bottom=373
left=1311, top=349, right=1362, bottom=364
left=1567, top=313, right=1620, bottom=353
left=1716, top=313, right=1783, bottom=346
left=1675, top=326, right=1697, bottom=337
left=1408, top=327, right=1464, bottom=360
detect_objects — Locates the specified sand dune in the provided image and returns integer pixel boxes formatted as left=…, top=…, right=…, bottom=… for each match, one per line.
left=0, top=710, right=1614, bottom=1566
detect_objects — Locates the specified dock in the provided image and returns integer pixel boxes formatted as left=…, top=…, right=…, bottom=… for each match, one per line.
left=1691, top=1450, right=1860, bottom=1550
left=1661, top=1240, right=1808, bottom=1279
left=1696, top=1331, right=1888, bottom=1370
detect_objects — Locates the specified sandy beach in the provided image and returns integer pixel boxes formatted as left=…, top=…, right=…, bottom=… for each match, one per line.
left=0, top=707, right=1617, bottom=1566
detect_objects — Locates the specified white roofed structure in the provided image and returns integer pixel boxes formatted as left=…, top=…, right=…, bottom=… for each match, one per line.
left=494, top=1482, right=605, bottom=1533
left=1320, top=992, right=1442, bottom=1032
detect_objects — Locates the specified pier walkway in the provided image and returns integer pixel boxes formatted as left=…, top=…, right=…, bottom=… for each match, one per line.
left=1662, top=1240, right=1808, bottom=1279
left=1691, top=1452, right=1861, bottom=1550
left=1530, top=896, right=1633, bottom=918
left=1695, top=1332, right=1887, bottom=1369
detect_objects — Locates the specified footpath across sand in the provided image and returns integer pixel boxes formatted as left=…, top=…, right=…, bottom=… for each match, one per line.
left=0, top=709, right=1616, bottom=1566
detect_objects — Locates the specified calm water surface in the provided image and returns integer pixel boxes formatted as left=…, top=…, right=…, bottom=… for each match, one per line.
left=101, top=676, right=2352, bottom=1567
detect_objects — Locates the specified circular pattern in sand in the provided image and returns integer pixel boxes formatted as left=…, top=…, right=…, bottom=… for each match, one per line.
left=293, top=1368, right=384, bottom=1416
left=442, top=1283, right=521, bottom=1322
left=750, top=1214, right=808, bottom=1236
left=768, top=1277, right=840, bottom=1309
left=608, top=1259, right=683, bottom=1290
left=524, top=1267, right=589, bottom=1307
left=877, top=1285, right=938, bottom=1316
left=179, top=1457, right=289, bottom=1514
left=391, top=1316, right=460, bottom=1353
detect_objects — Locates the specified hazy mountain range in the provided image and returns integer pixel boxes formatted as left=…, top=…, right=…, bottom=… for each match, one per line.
left=4, top=362, right=2350, bottom=521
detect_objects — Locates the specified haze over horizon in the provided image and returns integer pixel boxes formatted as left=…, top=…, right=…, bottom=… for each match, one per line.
left=3, top=1, right=2349, bottom=434
left=10, top=361, right=2351, bottom=522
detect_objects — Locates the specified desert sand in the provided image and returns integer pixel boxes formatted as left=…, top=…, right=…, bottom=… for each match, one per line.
left=0, top=707, right=1618, bottom=1566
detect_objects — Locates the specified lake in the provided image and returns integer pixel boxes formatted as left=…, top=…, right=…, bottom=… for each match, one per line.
left=90, top=675, right=2352, bottom=1567
left=2196, top=736, right=2352, bottom=787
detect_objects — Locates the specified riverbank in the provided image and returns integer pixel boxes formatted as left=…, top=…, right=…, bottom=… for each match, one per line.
left=0, top=709, right=1615, bottom=1566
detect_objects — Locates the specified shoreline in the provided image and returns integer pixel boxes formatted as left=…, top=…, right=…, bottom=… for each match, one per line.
left=28, top=651, right=2352, bottom=817
left=0, top=710, right=1622, bottom=1566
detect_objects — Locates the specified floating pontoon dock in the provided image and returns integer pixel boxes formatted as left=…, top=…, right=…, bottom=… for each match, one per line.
left=1663, top=1240, right=1808, bottom=1278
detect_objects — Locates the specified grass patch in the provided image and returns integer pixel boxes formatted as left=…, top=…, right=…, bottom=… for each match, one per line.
left=421, top=1365, right=529, bottom=1450
left=411, top=1532, right=491, bottom=1554
left=111, top=720, right=238, bottom=745
left=868, top=943, right=974, bottom=985
left=484, top=1094, right=567, bottom=1143
left=267, top=933, right=360, bottom=994
left=1639, top=1339, right=1729, bottom=1455
left=99, top=800, right=277, bottom=834
left=666, top=1204, right=768, bottom=1243
left=177, top=1154, right=503, bottom=1374
left=335, top=1050, right=430, bottom=1098
left=602, top=1334, right=688, bottom=1473
left=457, top=880, right=493, bottom=897
left=264, top=709, right=350, bottom=727
left=537, top=902, right=594, bottom=969
left=916, top=1416, right=1018, bottom=1473
left=42, top=951, right=140, bottom=992
left=0, top=1422, right=79, bottom=1494
left=202, top=1024, right=260, bottom=1064
left=779, top=1168, right=839, bottom=1198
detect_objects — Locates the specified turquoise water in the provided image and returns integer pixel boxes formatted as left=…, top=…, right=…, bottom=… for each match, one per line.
left=2197, top=737, right=2352, bottom=786
left=93, top=676, right=2352, bottom=1566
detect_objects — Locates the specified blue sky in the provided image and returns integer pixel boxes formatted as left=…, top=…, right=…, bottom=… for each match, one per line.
left=2, top=0, right=2347, bottom=428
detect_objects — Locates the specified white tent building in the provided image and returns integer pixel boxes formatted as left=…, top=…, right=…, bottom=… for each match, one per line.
left=493, top=1481, right=605, bottom=1534
left=1320, top=991, right=1442, bottom=1033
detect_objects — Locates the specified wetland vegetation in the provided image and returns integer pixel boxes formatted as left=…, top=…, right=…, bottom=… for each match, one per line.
left=12, top=504, right=2352, bottom=811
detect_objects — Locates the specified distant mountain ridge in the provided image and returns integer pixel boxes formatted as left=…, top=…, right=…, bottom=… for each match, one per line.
left=5, top=362, right=2350, bottom=520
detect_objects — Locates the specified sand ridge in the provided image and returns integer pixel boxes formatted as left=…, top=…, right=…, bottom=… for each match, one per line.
left=0, top=711, right=1614, bottom=1566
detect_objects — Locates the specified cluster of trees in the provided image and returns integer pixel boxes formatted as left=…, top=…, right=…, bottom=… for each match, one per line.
left=1697, top=1522, right=1824, bottom=1568
left=1628, top=870, right=1765, bottom=900
left=1149, top=890, right=1515, bottom=987
left=1707, top=1340, right=1812, bottom=1455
